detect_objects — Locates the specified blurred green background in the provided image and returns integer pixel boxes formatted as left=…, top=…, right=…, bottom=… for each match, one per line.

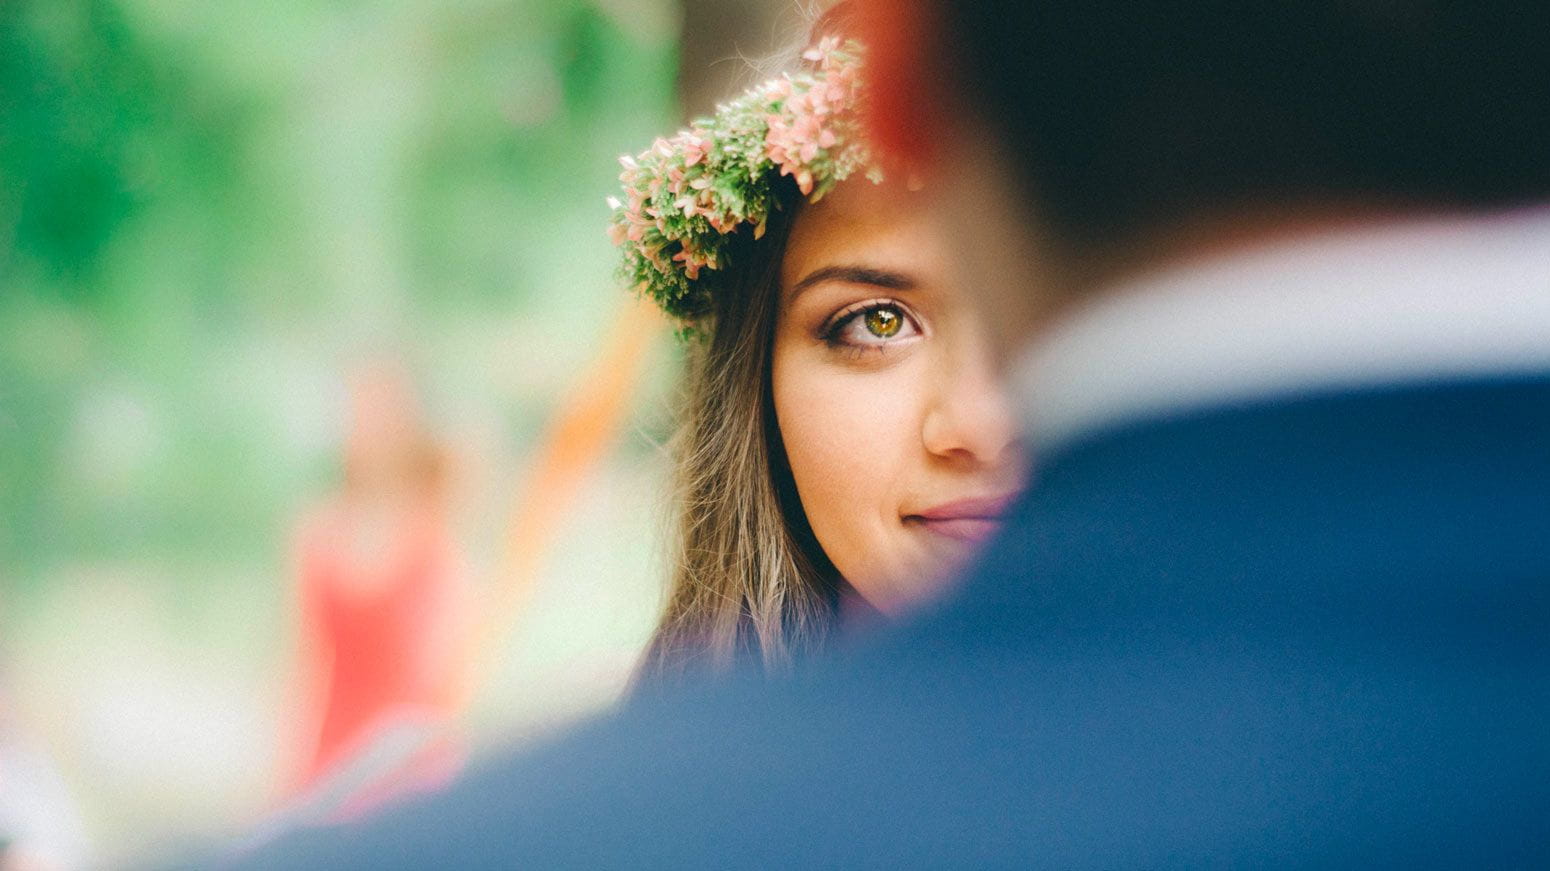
left=0, top=0, right=799, bottom=864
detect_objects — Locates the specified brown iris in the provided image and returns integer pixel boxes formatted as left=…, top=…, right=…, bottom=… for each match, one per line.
left=864, top=306, right=902, bottom=338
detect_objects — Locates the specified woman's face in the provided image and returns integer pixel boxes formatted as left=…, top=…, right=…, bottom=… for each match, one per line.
left=773, top=180, right=1026, bottom=616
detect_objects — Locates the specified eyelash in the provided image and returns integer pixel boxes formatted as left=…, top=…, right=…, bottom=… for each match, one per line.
left=818, top=299, right=923, bottom=352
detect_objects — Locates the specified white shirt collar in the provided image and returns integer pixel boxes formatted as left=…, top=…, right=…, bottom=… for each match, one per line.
left=1011, top=205, right=1550, bottom=455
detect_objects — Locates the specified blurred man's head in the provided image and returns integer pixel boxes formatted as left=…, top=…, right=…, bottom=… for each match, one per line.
left=857, top=1, right=1550, bottom=354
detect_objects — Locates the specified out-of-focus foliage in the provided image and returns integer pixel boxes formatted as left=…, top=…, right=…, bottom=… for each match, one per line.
left=0, top=0, right=678, bottom=862
left=0, top=0, right=676, bottom=582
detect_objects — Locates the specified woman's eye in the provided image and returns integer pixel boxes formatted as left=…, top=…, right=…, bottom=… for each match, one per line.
left=825, top=302, right=920, bottom=348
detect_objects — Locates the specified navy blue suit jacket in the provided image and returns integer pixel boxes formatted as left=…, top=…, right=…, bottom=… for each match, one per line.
left=227, top=376, right=1550, bottom=868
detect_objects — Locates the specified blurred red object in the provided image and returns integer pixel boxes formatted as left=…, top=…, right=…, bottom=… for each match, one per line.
left=286, top=364, right=465, bottom=803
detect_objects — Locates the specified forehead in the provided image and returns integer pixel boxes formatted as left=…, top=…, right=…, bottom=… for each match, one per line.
left=780, top=180, right=945, bottom=290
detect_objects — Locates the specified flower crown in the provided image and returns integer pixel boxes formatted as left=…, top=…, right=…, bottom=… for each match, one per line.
left=608, top=37, right=880, bottom=324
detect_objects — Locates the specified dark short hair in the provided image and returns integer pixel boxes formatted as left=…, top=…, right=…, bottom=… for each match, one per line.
left=936, top=1, right=1550, bottom=250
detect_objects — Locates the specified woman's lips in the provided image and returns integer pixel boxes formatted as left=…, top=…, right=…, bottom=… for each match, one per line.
left=905, top=494, right=1018, bottom=543
left=909, top=516, right=1002, bottom=543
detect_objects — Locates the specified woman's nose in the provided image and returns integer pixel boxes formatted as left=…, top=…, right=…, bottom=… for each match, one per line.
left=920, top=347, right=1019, bottom=468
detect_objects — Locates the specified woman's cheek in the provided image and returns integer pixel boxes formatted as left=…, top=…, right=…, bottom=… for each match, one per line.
left=774, top=349, right=921, bottom=582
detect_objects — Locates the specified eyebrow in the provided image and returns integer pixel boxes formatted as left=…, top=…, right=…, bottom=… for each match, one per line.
left=788, top=264, right=917, bottom=302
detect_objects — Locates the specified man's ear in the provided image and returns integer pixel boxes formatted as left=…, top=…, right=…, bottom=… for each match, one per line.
left=853, top=0, right=945, bottom=168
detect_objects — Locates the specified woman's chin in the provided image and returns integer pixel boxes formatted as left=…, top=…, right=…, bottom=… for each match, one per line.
left=914, top=521, right=1005, bottom=587
left=852, top=541, right=992, bottom=618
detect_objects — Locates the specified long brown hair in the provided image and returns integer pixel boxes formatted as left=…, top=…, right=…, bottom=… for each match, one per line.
left=635, top=2, right=860, bottom=686
left=636, top=191, right=844, bottom=684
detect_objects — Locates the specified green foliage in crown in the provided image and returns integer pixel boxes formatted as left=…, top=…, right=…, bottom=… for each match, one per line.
left=608, top=38, right=881, bottom=325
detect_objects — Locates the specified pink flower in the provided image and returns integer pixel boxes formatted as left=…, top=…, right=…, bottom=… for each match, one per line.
left=644, top=244, right=669, bottom=270
left=681, top=133, right=709, bottom=167
left=618, top=155, right=640, bottom=184
left=802, top=37, right=839, bottom=64
left=673, top=247, right=704, bottom=280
